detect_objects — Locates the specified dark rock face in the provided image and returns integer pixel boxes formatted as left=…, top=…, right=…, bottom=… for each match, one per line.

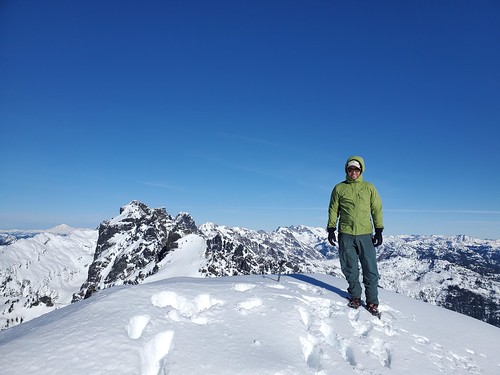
left=199, top=225, right=328, bottom=278
left=442, top=285, right=499, bottom=327
left=72, top=201, right=197, bottom=302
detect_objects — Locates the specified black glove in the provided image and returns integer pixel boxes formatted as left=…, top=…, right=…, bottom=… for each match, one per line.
left=372, top=228, right=383, bottom=247
left=327, top=227, right=337, bottom=246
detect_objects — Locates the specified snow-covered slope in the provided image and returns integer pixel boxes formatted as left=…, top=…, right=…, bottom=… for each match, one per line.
left=0, top=274, right=498, bottom=375
left=0, top=227, right=97, bottom=329
left=377, top=234, right=500, bottom=327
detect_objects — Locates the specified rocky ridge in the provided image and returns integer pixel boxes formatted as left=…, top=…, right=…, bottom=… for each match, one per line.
left=1, top=201, right=499, bottom=331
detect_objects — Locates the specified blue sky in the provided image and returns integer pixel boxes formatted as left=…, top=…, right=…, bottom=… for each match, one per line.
left=1, top=0, right=499, bottom=239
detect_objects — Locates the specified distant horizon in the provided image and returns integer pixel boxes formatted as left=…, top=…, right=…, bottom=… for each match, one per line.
left=1, top=200, right=498, bottom=241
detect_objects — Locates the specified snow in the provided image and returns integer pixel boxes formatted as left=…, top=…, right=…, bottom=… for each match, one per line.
left=45, top=224, right=81, bottom=234
left=0, top=273, right=499, bottom=375
left=109, top=201, right=145, bottom=224
left=0, top=228, right=97, bottom=326
left=147, top=234, right=206, bottom=281
left=1, top=219, right=499, bottom=373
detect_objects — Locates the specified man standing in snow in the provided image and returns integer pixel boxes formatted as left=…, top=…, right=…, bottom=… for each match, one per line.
left=327, top=155, right=384, bottom=316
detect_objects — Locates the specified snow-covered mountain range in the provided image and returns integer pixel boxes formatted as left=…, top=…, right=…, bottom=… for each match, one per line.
left=1, top=201, right=499, bottom=331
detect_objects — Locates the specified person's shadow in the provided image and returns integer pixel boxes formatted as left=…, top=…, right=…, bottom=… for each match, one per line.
left=286, top=274, right=349, bottom=299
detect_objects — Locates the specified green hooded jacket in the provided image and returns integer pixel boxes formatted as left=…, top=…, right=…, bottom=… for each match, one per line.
left=327, top=156, right=384, bottom=235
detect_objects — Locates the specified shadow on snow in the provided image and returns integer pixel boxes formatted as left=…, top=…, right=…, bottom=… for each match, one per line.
left=278, top=273, right=349, bottom=300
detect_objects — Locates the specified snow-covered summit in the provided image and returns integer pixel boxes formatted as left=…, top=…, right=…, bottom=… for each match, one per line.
left=0, top=274, right=498, bottom=375
left=45, top=224, right=78, bottom=234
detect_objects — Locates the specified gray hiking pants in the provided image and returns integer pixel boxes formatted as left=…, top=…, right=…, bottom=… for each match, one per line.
left=338, top=233, right=379, bottom=305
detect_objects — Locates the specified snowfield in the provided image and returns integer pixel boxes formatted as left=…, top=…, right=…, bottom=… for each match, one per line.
left=0, top=273, right=498, bottom=375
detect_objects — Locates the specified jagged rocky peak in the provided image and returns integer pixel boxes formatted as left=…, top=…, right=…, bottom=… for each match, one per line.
left=174, top=212, right=198, bottom=235
left=72, top=201, right=197, bottom=302
left=120, top=200, right=148, bottom=215
left=116, top=200, right=172, bottom=223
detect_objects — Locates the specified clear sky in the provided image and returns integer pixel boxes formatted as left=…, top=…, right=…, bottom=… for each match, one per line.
left=1, top=0, right=499, bottom=239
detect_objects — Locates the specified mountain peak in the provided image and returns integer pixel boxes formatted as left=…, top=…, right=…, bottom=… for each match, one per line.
left=46, top=224, right=75, bottom=233
left=119, top=200, right=150, bottom=216
left=71, top=201, right=197, bottom=303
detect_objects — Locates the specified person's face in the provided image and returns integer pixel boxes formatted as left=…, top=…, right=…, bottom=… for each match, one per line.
left=347, top=167, right=361, bottom=180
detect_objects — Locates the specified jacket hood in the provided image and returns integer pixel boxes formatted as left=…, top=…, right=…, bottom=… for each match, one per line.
left=345, top=155, right=365, bottom=181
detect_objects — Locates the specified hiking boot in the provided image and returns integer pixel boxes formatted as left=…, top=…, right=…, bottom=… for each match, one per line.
left=366, top=303, right=379, bottom=315
left=347, top=297, right=361, bottom=309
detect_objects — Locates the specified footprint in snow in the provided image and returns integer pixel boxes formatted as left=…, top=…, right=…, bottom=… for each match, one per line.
left=140, top=330, right=174, bottom=375
left=237, top=297, right=263, bottom=314
left=288, top=280, right=322, bottom=294
left=369, top=337, right=392, bottom=368
left=137, top=291, right=227, bottom=374
left=299, top=333, right=321, bottom=370
left=428, top=344, right=482, bottom=374
left=351, top=318, right=372, bottom=337
left=266, top=283, right=286, bottom=289
left=412, top=334, right=430, bottom=345
left=295, top=293, right=359, bottom=370
left=320, top=319, right=357, bottom=367
left=301, top=295, right=333, bottom=318
left=233, top=283, right=257, bottom=292
left=151, top=290, right=224, bottom=323
left=126, top=315, right=150, bottom=340
left=297, top=305, right=311, bottom=327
